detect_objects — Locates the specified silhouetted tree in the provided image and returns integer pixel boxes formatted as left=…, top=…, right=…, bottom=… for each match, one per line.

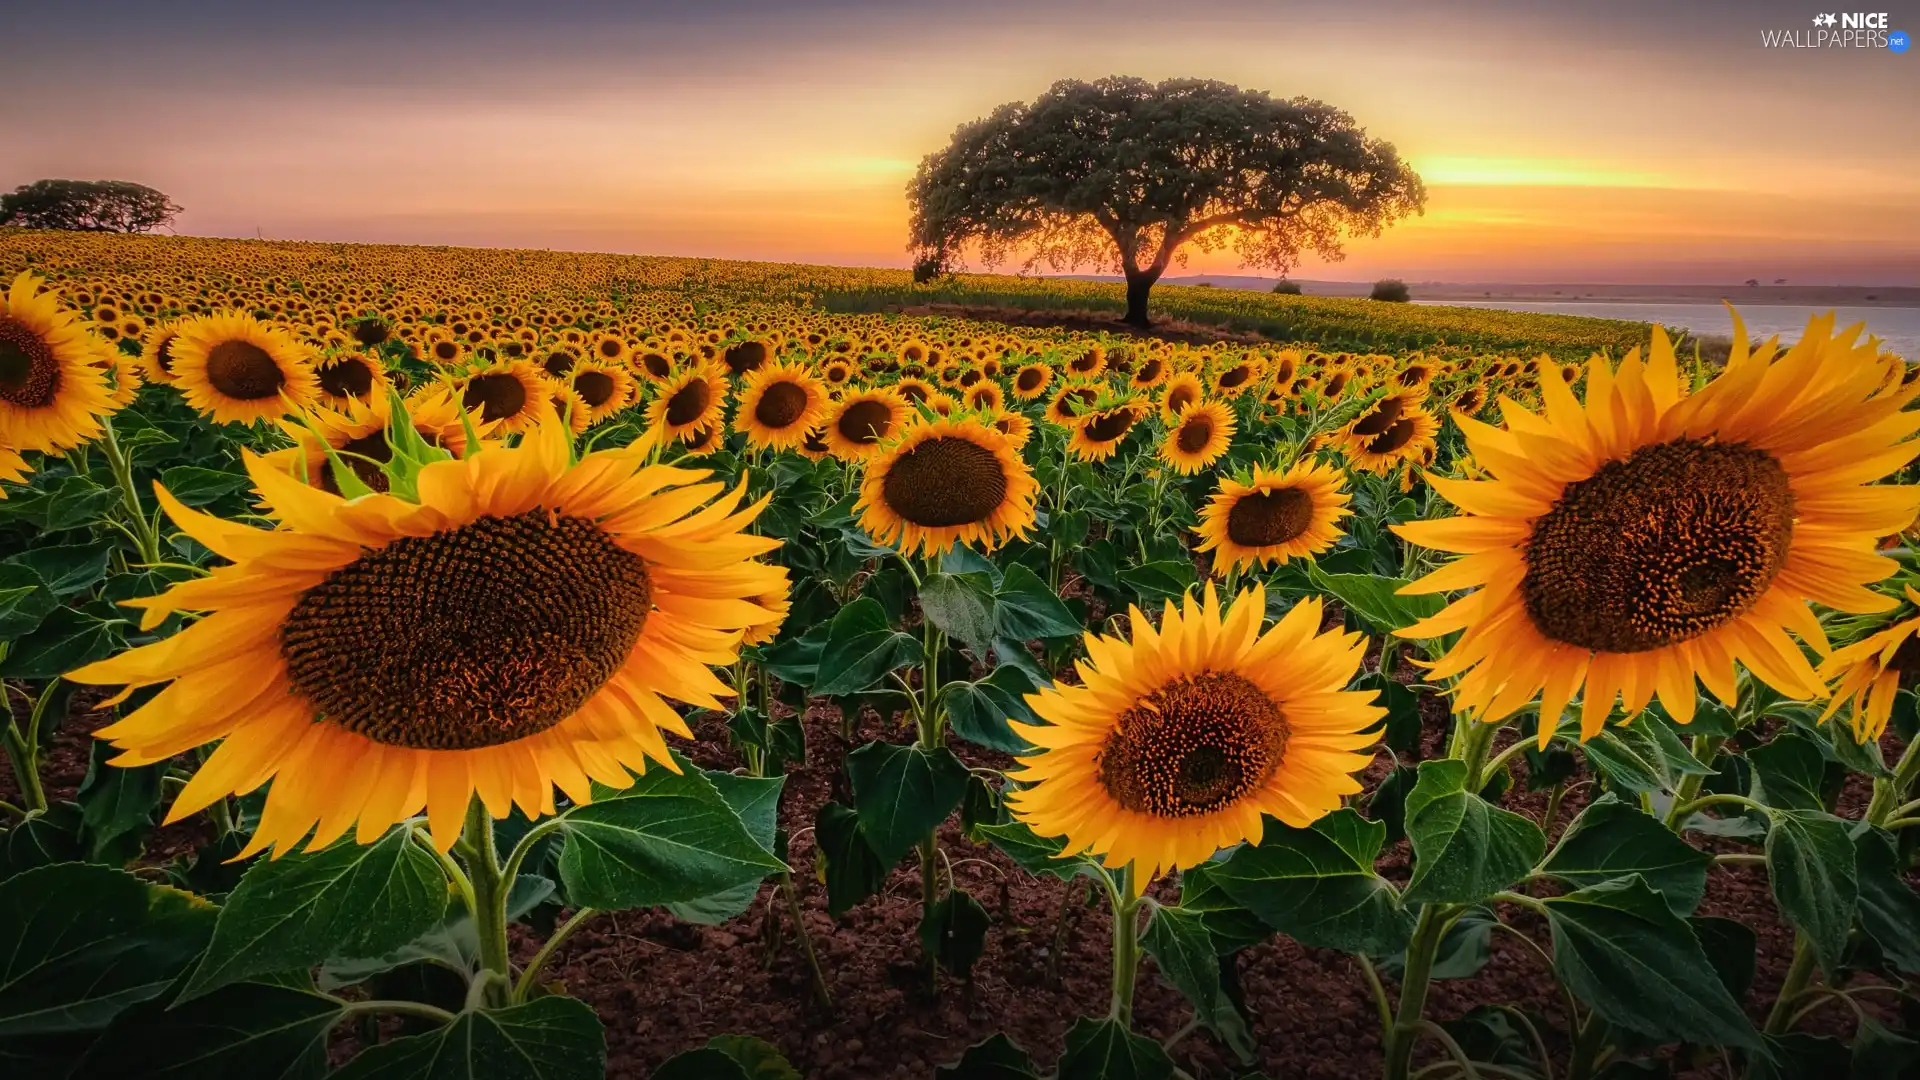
left=908, top=77, right=1425, bottom=326
left=1272, top=279, right=1303, bottom=295
left=1370, top=278, right=1411, bottom=302
left=0, top=180, right=182, bottom=233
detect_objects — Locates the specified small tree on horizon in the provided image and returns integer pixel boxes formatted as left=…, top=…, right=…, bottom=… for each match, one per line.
left=907, top=77, right=1426, bottom=327
left=1370, top=278, right=1411, bottom=302
left=0, top=179, right=182, bottom=233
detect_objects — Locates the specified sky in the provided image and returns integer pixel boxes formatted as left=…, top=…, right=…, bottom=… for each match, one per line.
left=4, top=0, right=1917, bottom=284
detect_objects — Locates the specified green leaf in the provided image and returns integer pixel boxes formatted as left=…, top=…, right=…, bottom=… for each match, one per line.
left=0, top=863, right=215, bottom=1039
left=5, top=540, right=116, bottom=597
left=665, top=772, right=785, bottom=926
left=705, top=1034, right=801, bottom=1080
left=75, top=737, right=164, bottom=864
left=1402, top=759, right=1544, bottom=905
left=1209, top=808, right=1414, bottom=956
left=1541, top=876, right=1762, bottom=1050
left=0, top=801, right=85, bottom=880
left=1541, top=795, right=1713, bottom=915
left=1855, top=826, right=1920, bottom=975
left=330, top=996, right=605, bottom=1080
left=758, top=619, right=828, bottom=687
left=941, top=665, right=1038, bottom=753
left=811, top=596, right=921, bottom=697
left=935, top=1033, right=1041, bottom=1080
left=651, top=1049, right=749, bottom=1080
left=1366, top=764, right=1418, bottom=844
left=993, top=563, right=1082, bottom=640
left=920, top=888, right=991, bottom=979
left=1142, top=905, right=1252, bottom=1061
left=1749, top=732, right=1828, bottom=812
left=0, top=564, right=56, bottom=639
left=1578, top=715, right=1714, bottom=797
left=921, top=571, right=997, bottom=654
left=39, top=476, right=121, bottom=533
left=557, top=766, right=784, bottom=911
left=1056, top=1015, right=1175, bottom=1080
left=1307, top=565, right=1441, bottom=635
left=0, top=603, right=127, bottom=678
left=975, top=819, right=1102, bottom=883
left=1379, top=907, right=1498, bottom=982
left=181, top=825, right=448, bottom=1001
left=72, top=982, right=343, bottom=1080
left=813, top=802, right=887, bottom=916
left=1178, top=862, right=1276, bottom=955
left=1852, top=1017, right=1920, bottom=1080
left=158, top=465, right=253, bottom=508
left=1690, top=916, right=1757, bottom=1002
left=319, top=875, right=552, bottom=990
left=1764, top=809, right=1857, bottom=977
left=846, top=740, right=969, bottom=865
left=1116, top=559, right=1195, bottom=606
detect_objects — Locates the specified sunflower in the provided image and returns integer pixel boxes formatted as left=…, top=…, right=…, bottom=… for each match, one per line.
left=742, top=580, right=793, bottom=647
left=1341, top=401, right=1439, bottom=474
left=1011, top=362, right=1054, bottom=400
left=137, top=319, right=186, bottom=384
left=0, top=271, right=119, bottom=453
left=551, top=384, right=593, bottom=436
left=1162, top=400, right=1235, bottom=475
left=1210, top=357, right=1262, bottom=399
left=990, top=409, right=1033, bottom=452
left=568, top=359, right=636, bottom=425
left=0, top=448, right=30, bottom=496
left=722, top=339, right=770, bottom=378
left=70, top=420, right=787, bottom=855
left=1816, top=587, right=1920, bottom=742
left=170, top=311, right=321, bottom=425
left=1068, top=402, right=1144, bottom=462
left=644, top=362, right=728, bottom=445
left=822, top=387, right=909, bottom=461
left=1160, top=371, right=1204, bottom=421
left=314, top=351, right=389, bottom=410
left=821, top=358, right=854, bottom=389
left=855, top=416, right=1038, bottom=556
left=1128, top=352, right=1168, bottom=390
left=632, top=348, right=675, bottom=384
left=1045, top=382, right=1101, bottom=427
left=1065, top=343, right=1106, bottom=379
left=893, top=376, right=936, bottom=406
left=1195, top=460, right=1351, bottom=576
left=1395, top=318, right=1920, bottom=746
left=1008, top=586, right=1380, bottom=890
left=456, top=358, right=555, bottom=436
left=734, top=360, right=828, bottom=452
left=964, top=381, right=1005, bottom=413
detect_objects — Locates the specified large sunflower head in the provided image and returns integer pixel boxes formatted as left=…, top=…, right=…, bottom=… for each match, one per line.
left=1395, top=315, right=1920, bottom=747
left=71, top=420, right=787, bottom=856
left=0, top=271, right=119, bottom=453
left=169, top=311, right=321, bottom=426
left=645, top=361, right=730, bottom=444
left=137, top=319, right=187, bottom=385
left=1068, top=401, right=1145, bottom=462
left=855, top=415, right=1038, bottom=556
left=1195, top=459, right=1351, bottom=575
left=1816, top=586, right=1920, bottom=743
left=733, top=359, right=829, bottom=452
left=314, top=350, right=390, bottom=410
left=1045, top=381, right=1101, bottom=427
left=1159, top=371, right=1204, bottom=422
left=822, top=387, right=909, bottom=460
left=568, top=359, right=637, bottom=426
left=1008, top=586, right=1381, bottom=890
left=1161, top=400, right=1236, bottom=475
left=1341, top=400, right=1440, bottom=474
left=1011, top=362, right=1054, bottom=400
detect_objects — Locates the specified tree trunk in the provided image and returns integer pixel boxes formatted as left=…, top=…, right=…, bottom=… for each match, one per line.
left=1123, top=270, right=1157, bottom=328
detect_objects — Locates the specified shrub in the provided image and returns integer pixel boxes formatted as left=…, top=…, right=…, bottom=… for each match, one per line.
left=1370, top=278, right=1411, bottom=302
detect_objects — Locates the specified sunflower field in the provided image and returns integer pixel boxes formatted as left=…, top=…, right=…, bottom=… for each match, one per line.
left=2, top=229, right=1918, bottom=1080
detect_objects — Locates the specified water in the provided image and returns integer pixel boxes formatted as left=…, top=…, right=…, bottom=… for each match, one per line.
left=1411, top=300, right=1920, bottom=360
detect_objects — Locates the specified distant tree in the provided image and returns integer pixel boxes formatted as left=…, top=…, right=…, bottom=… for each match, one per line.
left=1745, top=278, right=1760, bottom=287
left=1370, top=278, right=1411, bottom=302
left=907, top=76, right=1426, bottom=327
left=1272, top=279, right=1303, bottom=295
left=1774, top=278, right=1788, bottom=285
left=0, top=180, right=182, bottom=233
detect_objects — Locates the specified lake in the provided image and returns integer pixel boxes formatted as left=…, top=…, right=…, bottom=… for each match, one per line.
left=1411, top=300, right=1920, bottom=360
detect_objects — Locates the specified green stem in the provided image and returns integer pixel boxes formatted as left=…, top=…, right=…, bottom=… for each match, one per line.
left=1107, top=865, right=1142, bottom=1027
left=1664, top=735, right=1728, bottom=830
left=1358, top=955, right=1394, bottom=1035
left=98, top=415, right=163, bottom=566
left=1566, top=1013, right=1609, bottom=1080
left=1480, top=733, right=1536, bottom=789
left=1865, top=735, right=1920, bottom=826
left=1455, top=719, right=1499, bottom=791
left=1763, top=934, right=1819, bottom=1034
left=1668, top=791, right=1765, bottom=822
left=1541, top=782, right=1568, bottom=838
left=782, top=871, right=833, bottom=1006
left=1384, top=904, right=1457, bottom=1080
left=457, top=799, right=512, bottom=1007
left=1, top=722, right=45, bottom=814
left=339, top=998, right=458, bottom=1025
left=513, top=906, right=598, bottom=1002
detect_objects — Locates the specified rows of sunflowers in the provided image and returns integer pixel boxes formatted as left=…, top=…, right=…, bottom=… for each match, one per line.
left=1, top=229, right=1917, bottom=1080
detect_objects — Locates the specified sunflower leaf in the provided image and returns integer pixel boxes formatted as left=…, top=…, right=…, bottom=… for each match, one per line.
left=920, top=571, right=997, bottom=654
left=1764, top=809, right=1858, bottom=978
left=1056, top=1015, right=1176, bottom=1080
left=0, top=563, right=56, bottom=639
left=1307, top=566, right=1440, bottom=636
left=1402, top=759, right=1544, bottom=906
left=941, top=665, right=1039, bottom=753
left=1540, top=875, right=1763, bottom=1051
left=1208, top=808, right=1414, bottom=956
left=1540, top=794, right=1712, bottom=915
left=935, top=1033, right=1042, bottom=1080
left=180, top=825, right=449, bottom=1002
left=558, top=766, right=784, bottom=912
left=992, top=563, right=1083, bottom=640
left=1141, top=904, right=1255, bottom=1062
left=665, top=772, right=785, bottom=926
left=813, top=802, right=888, bottom=916
left=70, top=981, right=344, bottom=1080
left=920, top=887, right=991, bottom=979
left=0, top=602, right=127, bottom=679
left=810, top=596, right=922, bottom=697
left=846, top=741, right=970, bottom=865
left=1856, top=826, right=1920, bottom=975
left=329, top=996, right=605, bottom=1080
left=157, top=465, right=253, bottom=508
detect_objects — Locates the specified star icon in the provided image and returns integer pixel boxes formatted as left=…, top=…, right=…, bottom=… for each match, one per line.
left=1822, top=13, right=1838, bottom=26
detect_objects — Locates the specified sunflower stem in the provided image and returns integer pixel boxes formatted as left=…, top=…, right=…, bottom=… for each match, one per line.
left=1664, top=735, right=1727, bottom=831
left=781, top=870, right=833, bottom=1006
left=1, top=721, right=46, bottom=814
left=457, top=798, right=513, bottom=1008
left=98, top=414, right=164, bottom=567
left=1383, top=903, right=1457, bottom=1080
left=513, top=905, right=598, bottom=1003
left=1107, top=864, right=1142, bottom=1028
left=1764, top=934, right=1820, bottom=1035
left=1865, top=735, right=1920, bottom=826
left=1565, top=1012, right=1609, bottom=1080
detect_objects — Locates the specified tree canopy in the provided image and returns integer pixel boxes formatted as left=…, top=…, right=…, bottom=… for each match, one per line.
left=0, top=179, right=182, bottom=233
left=908, top=77, right=1425, bottom=325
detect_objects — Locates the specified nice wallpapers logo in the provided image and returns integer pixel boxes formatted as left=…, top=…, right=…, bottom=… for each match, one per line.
left=1761, top=11, right=1909, bottom=48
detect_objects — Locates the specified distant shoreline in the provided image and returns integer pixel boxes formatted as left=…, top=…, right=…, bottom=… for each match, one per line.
left=1062, top=274, right=1920, bottom=308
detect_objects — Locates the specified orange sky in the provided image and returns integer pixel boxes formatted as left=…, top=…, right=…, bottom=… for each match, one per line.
left=5, top=1, right=1917, bottom=283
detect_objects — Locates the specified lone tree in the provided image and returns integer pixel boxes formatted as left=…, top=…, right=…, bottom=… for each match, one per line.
left=908, top=77, right=1425, bottom=327
left=0, top=180, right=182, bottom=233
